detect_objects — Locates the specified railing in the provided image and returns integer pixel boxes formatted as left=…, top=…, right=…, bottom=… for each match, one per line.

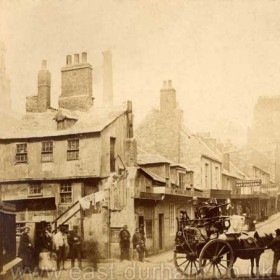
left=51, top=200, right=80, bottom=233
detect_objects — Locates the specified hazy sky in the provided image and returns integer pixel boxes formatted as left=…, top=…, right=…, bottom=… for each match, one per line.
left=1, top=0, right=280, bottom=145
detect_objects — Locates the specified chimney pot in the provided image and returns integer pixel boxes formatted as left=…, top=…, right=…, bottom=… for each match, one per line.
left=41, top=60, right=47, bottom=69
left=66, top=55, right=72, bottom=65
left=82, top=52, right=87, bottom=63
left=74, top=54, right=80, bottom=64
left=163, top=81, right=167, bottom=89
left=168, top=80, right=172, bottom=88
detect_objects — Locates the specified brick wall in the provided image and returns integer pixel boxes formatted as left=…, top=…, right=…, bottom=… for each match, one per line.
left=59, top=53, right=93, bottom=111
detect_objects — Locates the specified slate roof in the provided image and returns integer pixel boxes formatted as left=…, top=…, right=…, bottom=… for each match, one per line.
left=0, top=104, right=128, bottom=139
left=139, top=167, right=166, bottom=184
left=137, top=146, right=193, bottom=171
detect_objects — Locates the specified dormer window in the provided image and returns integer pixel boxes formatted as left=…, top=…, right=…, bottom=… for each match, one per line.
left=54, top=110, right=78, bottom=130
left=178, top=172, right=185, bottom=189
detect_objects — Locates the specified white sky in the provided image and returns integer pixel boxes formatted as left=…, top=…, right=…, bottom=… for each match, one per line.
left=1, top=0, right=280, bottom=145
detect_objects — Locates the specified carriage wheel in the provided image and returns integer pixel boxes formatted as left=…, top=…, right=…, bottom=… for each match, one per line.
left=174, top=251, right=201, bottom=277
left=199, top=239, right=234, bottom=278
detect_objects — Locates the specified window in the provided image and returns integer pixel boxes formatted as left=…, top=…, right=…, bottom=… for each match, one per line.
left=146, top=220, right=153, bottom=238
left=41, top=141, right=53, bottom=162
left=169, top=204, right=176, bottom=235
left=205, top=163, right=209, bottom=188
left=178, top=173, right=185, bottom=189
left=67, top=139, right=79, bottom=160
left=215, top=166, right=219, bottom=189
left=16, top=143, right=27, bottom=163
left=60, top=183, right=72, bottom=204
left=110, top=137, right=116, bottom=172
left=29, top=184, right=42, bottom=196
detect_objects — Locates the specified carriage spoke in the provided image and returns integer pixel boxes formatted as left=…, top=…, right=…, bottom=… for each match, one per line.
left=219, top=263, right=227, bottom=270
left=216, top=264, right=222, bottom=276
left=217, top=245, right=225, bottom=257
left=184, top=261, right=191, bottom=272
left=219, top=251, right=230, bottom=258
left=206, top=263, right=213, bottom=275
left=178, top=259, right=188, bottom=266
left=193, top=260, right=198, bottom=271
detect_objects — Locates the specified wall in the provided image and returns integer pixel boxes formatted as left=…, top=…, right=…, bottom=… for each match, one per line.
left=100, top=113, right=128, bottom=177
left=0, top=135, right=101, bottom=181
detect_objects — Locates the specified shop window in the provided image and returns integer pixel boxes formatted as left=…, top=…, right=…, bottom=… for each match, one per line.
left=16, top=143, right=27, bottom=163
left=67, top=139, right=79, bottom=160
left=41, top=141, right=53, bottom=162
left=60, top=183, right=73, bottom=204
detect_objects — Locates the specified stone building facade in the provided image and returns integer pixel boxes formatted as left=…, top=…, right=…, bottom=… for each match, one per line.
left=135, top=81, right=225, bottom=199
left=0, top=52, right=135, bottom=258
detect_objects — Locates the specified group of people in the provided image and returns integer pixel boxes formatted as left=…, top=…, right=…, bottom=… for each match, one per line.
left=119, top=225, right=147, bottom=262
left=18, top=224, right=83, bottom=272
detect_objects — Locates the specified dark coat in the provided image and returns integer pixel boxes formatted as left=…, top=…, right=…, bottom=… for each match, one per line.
left=18, top=233, right=33, bottom=268
left=119, top=229, right=131, bottom=245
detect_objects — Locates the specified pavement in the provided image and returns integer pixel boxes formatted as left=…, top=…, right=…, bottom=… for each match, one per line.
left=8, top=213, right=280, bottom=280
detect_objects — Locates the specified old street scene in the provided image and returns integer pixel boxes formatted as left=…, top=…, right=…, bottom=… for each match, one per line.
left=2, top=1, right=280, bottom=280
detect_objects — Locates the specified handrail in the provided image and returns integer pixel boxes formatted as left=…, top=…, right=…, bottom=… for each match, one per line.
left=51, top=200, right=79, bottom=225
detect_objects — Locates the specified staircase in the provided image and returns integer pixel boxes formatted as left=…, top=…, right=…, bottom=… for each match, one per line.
left=51, top=200, right=82, bottom=233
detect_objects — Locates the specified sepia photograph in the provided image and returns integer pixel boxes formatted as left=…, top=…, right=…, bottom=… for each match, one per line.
left=1, top=0, right=280, bottom=279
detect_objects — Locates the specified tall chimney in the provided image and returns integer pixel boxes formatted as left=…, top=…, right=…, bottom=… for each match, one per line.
left=160, top=80, right=176, bottom=112
left=102, top=51, right=113, bottom=107
left=37, top=60, right=51, bottom=112
left=223, top=153, right=230, bottom=172
left=59, top=53, right=93, bottom=111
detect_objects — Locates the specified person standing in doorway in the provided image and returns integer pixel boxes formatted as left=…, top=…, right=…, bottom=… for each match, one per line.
left=119, top=225, right=131, bottom=261
left=132, top=228, right=145, bottom=262
left=18, top=227, right=34, bottom=272
left=68, top=229, right=82, bottom=269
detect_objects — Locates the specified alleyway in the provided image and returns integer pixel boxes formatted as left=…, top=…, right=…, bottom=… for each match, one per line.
left=10, top=212, right=280, bottom=280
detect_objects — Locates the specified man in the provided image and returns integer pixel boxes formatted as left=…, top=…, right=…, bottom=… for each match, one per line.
left=68, top=229, right=82, bottom=269
left=132, top=228, right=145, bottom=262
left=269, top=228, right=280, bottom=276
left=139, top=225, right=148, bottom=258
left=53, top=225, right=68, bottom=270
left=18, top=227, right=33, bottom=271
left=119, top=225, right=131, bottom=261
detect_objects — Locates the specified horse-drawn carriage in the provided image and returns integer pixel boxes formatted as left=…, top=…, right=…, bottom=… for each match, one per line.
left=174, top=201, right=272, bottom=278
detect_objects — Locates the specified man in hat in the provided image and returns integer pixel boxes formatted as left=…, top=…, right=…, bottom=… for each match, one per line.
left=269, top=228, right=280, bottom=276
left=18, top=227, right=34, bottom=271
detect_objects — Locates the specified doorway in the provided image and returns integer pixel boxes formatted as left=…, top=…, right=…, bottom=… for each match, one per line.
left=158, top=213, right=164, bottom=250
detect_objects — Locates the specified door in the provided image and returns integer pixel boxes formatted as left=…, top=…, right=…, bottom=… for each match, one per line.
left=139, top=216, right=144, bottom=229
left=159, top=213, right=164, bottom=250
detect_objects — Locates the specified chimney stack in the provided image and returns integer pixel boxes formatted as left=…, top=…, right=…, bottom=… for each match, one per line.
left=82, top=52, right=87, bottom=63
left=59, top=52, right=93, bottom=111
left=223, top=153, right=230, bottom=172
left=66, top=55, right=72, bottom=65
left=160, top=80, right=176, bottom=112
left=37, top=60, right=51, bottom=112
left=102, top=51, right=113, bottom=107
